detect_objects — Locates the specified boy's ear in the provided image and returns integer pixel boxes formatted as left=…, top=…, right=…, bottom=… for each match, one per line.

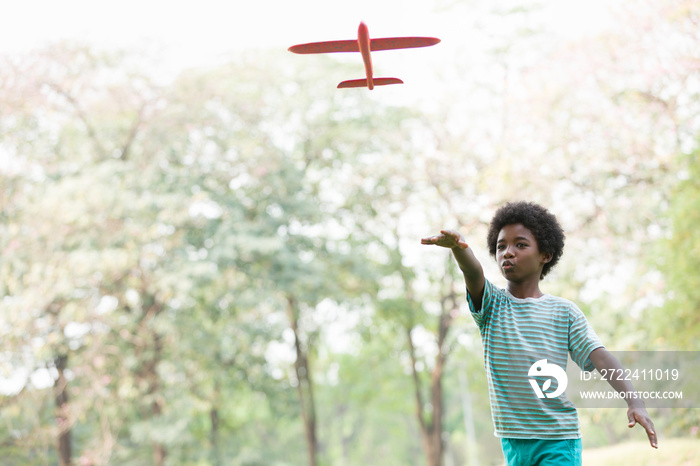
left=542, top=252, right=553, bottom=264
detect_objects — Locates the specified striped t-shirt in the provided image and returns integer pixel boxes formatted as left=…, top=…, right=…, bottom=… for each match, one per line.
left=467, top=279, right=603, bottom=439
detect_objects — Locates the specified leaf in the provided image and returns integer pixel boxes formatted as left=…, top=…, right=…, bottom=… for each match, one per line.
left=542, top=379, right=552, bottom=392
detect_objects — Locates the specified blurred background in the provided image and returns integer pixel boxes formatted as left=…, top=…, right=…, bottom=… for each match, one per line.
left=1, top=0, right=699, bottom=464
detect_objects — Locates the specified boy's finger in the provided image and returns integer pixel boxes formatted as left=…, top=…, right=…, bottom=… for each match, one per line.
left=648, top=430, right=658, bottom=448
left=630, top=413, right=657, bottom=448
left=642, top=419, right=657, bottom=448
left=644, top=423, right=658, bottom=448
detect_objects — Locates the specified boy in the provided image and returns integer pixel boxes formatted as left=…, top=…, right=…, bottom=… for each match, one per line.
left=421, top=201, right=657, bottom=465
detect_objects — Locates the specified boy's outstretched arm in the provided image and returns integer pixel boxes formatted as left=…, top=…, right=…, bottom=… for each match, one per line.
left=589, top=347, right=658, bottom=448
left=420, top=230, right=486, bottom=305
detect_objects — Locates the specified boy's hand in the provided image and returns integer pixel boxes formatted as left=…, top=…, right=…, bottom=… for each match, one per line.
left=590, top=348, right=658, bottom=449
left=420, top=228, right=486, bottom=308
left=628, top=402, right=658, bottom=448
left=420, top=230, right=469, bottom=249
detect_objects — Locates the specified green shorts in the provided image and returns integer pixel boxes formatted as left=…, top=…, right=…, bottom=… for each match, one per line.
left=500, top=438, right=582, bottom=466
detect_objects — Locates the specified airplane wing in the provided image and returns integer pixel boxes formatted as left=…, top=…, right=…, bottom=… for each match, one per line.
left=338, top=77, right=403, bottom=88
left=370, top=37, right=440, bottom=51
left=288, top=40, right=359, bottom=54
left=289, top=37, right=440, bottom=54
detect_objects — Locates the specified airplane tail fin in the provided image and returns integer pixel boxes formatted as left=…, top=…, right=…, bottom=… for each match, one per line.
left=337, top=77, right=403, bottom=88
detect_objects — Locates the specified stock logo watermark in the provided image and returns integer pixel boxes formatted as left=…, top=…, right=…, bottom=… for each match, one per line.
left=565, top=351, right=699, bottom=408
left=523, top=352, right=699, bottom=407
left=528, top=359, right=568, bottom=399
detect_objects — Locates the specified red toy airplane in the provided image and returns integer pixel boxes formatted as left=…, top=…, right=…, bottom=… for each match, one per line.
left=288, top=22, right=440, bottom=90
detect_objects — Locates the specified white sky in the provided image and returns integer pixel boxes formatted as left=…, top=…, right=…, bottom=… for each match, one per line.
left=1, top=0, right=612, bottom=71
left=1, top=1, right=439, bottom=61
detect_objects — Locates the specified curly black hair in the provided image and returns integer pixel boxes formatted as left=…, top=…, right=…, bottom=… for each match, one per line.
left=486, top=201, right=565, bottom=279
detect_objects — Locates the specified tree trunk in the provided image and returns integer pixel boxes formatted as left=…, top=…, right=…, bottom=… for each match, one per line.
left=136, top=295, right=167, bottom=466
left=148, top=331, right=166, bottom=466
left=210, top=406, right=221, bottom=465
left=408, top=328, right=445, bottom=466
left=458, top=369, right=480, bottom=466
left=54, top=354, right=72, bottom=466
left=286, top=296, right=318, bottom=466
left=407, top=285, right=456, bottom=466
left=426, top=358, right=445, bottom=466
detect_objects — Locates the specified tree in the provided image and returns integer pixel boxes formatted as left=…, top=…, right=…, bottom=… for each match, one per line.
left=653, top=148, right=700, bottom=349
left=0, top=44, right=164, bottom=465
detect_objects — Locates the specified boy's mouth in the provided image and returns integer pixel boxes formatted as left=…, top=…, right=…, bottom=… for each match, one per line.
left=502, top=260, right=515, bottom=271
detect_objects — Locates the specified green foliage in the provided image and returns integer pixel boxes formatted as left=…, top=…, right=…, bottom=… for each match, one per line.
left=650, top=148, right=700, bottom=350
left=0, top=43, right=414, bottom=464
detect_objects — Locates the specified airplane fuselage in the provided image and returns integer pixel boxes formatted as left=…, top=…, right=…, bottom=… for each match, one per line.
left=357, top=22, right=374, bottom=90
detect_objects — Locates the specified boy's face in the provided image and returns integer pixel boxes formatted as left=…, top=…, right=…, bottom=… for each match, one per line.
left=496, top=223, right=552, bottom=282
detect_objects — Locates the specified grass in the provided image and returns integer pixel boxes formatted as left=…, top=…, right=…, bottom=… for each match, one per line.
left=583, top=438, right=700, bottom=465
